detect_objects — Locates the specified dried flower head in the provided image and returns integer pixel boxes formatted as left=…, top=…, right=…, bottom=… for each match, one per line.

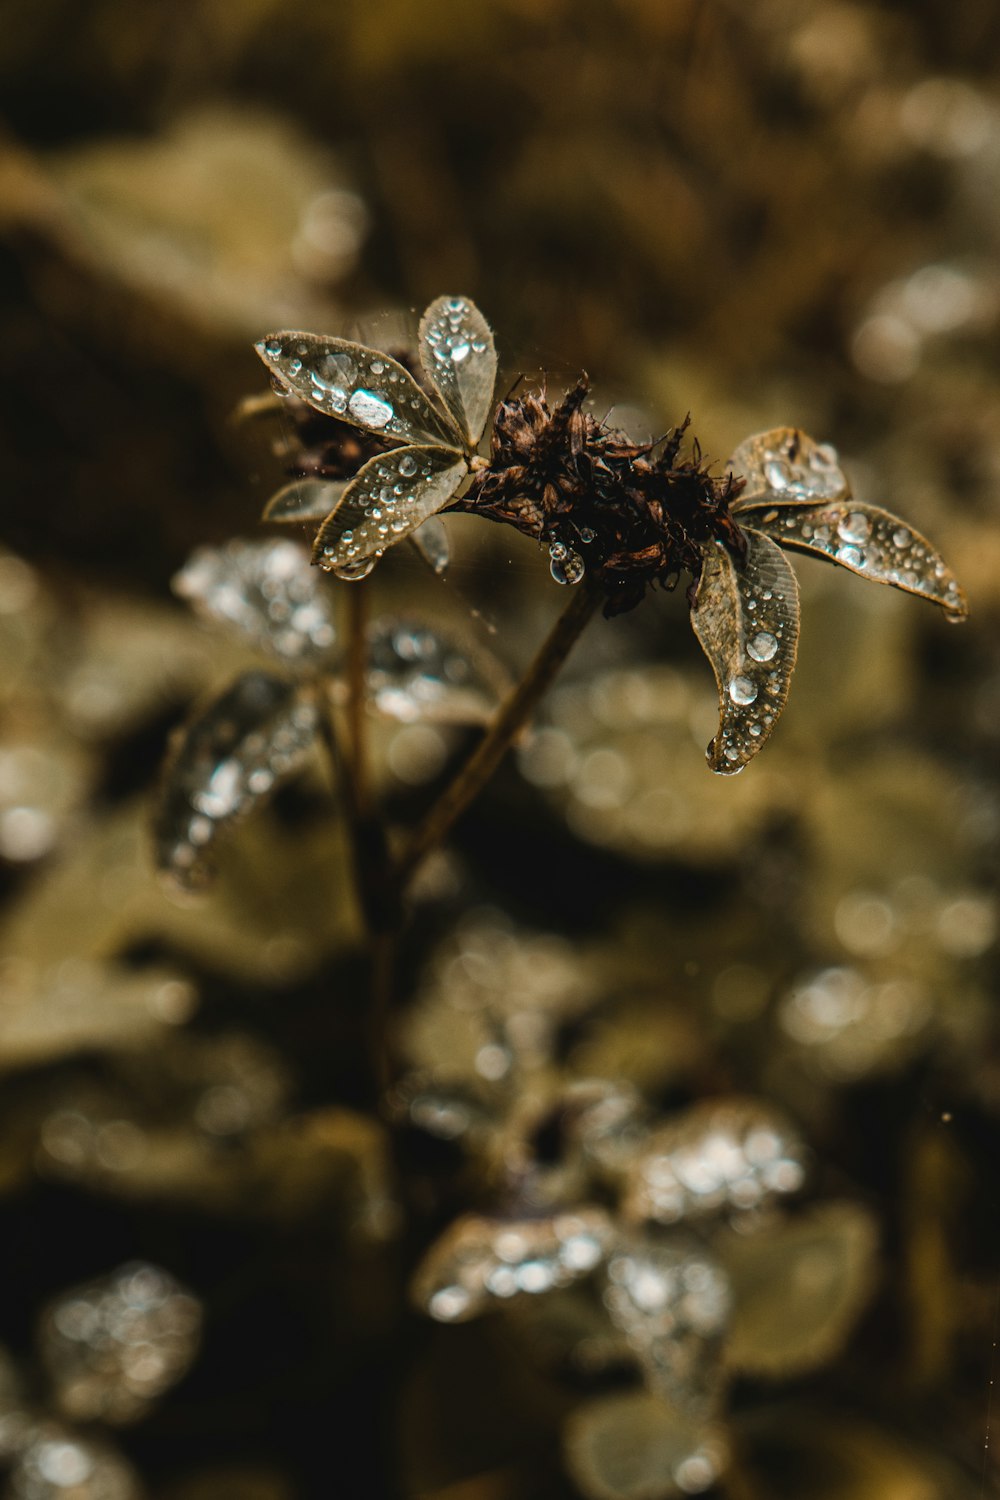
left=255, top=298, right=968, bottom=774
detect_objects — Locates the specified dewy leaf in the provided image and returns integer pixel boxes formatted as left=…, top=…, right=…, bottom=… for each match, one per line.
left=716, top=1201, right=878, bottom=1378
left=154, top=671, right=320, bottom=890
left=621, top=1097, right=807, bottom=1227
left=312, top=446, right=468, bottom=579
left=733, top=497, right=969, bottom=618
left=409, top=514, right=451, bottom=575
left=418, top=294, right=498, bottom=449
left=690, top=530, right=800, bottom=774
left=262, top=478, right=347, bottom=524
left=603, top=1237, right=730, bottom=1416
left=411, top=1208, right=615, bottom=1324
left=173, top=539, right=338, bottom=661
left=727, top=427, right=850, bottom=507
left=564, top=1390, right=728, bottom=1500
left=367, top=614, right=510, bottom=726
left=254, top=332, right=459, bottom=448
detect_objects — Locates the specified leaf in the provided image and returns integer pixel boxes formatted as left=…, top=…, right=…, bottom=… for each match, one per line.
left=367, top=614, right=510, bottom=726
left=410, top=515, right=452, bottom=575
left=733, top=498, right=969, bottom=618
left=621, top=1097, right=807, bottom=1227
left=312, top=446, right=468, bottom=579
left=154, top=671, right=320, bottom=890
left=716, top=1201, right=878, bottom=1378
left=728, top=427, right=850, bottom=506
left=603, top=1236, right=730, bottom=1415
left=411, top=1208, right=616, bottom=1324
left=419, top=295, right=498, bottom=449
left=564, top=1390, right=728, bottom=1500
left=254, top=332, right=459, bottom=447
left=173, top=539, right=338, bottom=660
left=261, top=478, right=347, bottom=524
left=690, top=530, right=800, bottom=774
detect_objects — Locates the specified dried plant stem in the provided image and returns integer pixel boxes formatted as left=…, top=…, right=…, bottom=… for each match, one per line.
left=345, top=582, right=372, bottom=818
left=393, top=577, right=601, bottom=891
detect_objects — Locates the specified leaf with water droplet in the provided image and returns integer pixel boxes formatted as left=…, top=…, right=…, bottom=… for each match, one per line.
left=735, top=497, right=969, bottom=618
left=312, top=446, right=468, bottom=578
left=716, top=1201, right=877, bottom=1378
left=367, top=614, right=509, bottom=725
left=603, top=1235, right=730, bottom=1416
left=262, top=478, right=347, bottom=524
left=564, top=1390, right=729, bottom=1500
left=172, top=539, right=338, bottom=661
left=412, top=1208, right=616, bottom=1324
left=254, top=332, right=460, bottom=447
left=418, top=295, right=498, bottom=450
left=728, top=427, right=850, bottom=506
left=154, top=672, right=320, bottom=891
left=690, top=530, right=800, bottom=774
left=409, top=514, right=451, bottom=575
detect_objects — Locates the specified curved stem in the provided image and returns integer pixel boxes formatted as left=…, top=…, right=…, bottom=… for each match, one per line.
left=392, top=577, right=601, bottom=892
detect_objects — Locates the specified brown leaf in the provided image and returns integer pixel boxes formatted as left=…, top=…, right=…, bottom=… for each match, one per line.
left=733, top=497, right=968, bottom=617
left=727, top=427, right=849, bottom=506
left=690, top=530, right=800, bottom=774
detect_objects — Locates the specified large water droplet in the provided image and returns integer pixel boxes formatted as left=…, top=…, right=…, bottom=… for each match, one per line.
left=348, top=388, right=394, bottom=428
left=336, top=557, right=377, bottom=581
left=728, top=675, right=758, bottom=705
left=549, top=543, right=586, bottom=585
left=450, top=341, right=471, bottom=363
left=837, top=511, right=872, bottom=544
left=747, top=630, right=778, bottom=662
left=398, top=454, right=418, bottom=477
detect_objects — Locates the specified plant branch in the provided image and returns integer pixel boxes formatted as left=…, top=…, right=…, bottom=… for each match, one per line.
left=392, top=577, right=601, bottom=892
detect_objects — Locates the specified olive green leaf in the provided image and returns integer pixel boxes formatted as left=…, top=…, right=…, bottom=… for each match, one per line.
left=690, top=529, right=800, bottom=774
left=727, top=426, right=850, bottom=507
left=261, top=477, right=347, bottom=524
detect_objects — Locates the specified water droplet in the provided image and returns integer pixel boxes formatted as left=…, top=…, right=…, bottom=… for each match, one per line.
left=264, top=339, right=281, bottom=357
left=398, top=454, right=418, bottom=477
left=724, top=745, right=740, bottom=762
left=837, top=544, right=864, bottom=567
left=336, top=558, right=377, bottom=581
left=747, top=630, right=778, bottom=662
left=447, top=297, right=465, bottom=313
left=369, top=359, right=385, bottom=375
left=765, top=459, right=791, bottom=489
left=549, top=544, right=586, bottom=585
left=893, top=527, right=911, bottom=549
left=450, top=342, right=471, bottom=363
left=348, top=388, right=394, bottom=428
left=728, top=675, right=758, bottom=705
left=837, top=511, right=872, bottom=544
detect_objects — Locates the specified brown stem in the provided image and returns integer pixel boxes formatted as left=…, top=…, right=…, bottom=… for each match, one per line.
left=393, top=577, right=601, bottom=892
left=345, top=582, right=372, bottom=818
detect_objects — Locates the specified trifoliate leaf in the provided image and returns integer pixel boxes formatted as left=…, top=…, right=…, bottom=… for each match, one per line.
left=419, top=295, right=498, bottom=450
left=690, top=531, right=800, bottom=774
left=312, top=446, right=469, bottom=579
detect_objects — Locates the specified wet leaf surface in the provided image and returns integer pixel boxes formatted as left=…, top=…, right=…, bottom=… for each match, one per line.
left=312, top=446, right=468, bottom=578
left=419, top=295, right=498, bottom=450
left=261, top=478, right=348, bottom=524
left=173, top=539, right=338, bottom=661
left=366, top=614, right=509, bottom=726
left=564, top=1389, right=728, bottom=1500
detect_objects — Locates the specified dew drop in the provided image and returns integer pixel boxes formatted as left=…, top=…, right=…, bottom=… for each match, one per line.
left=336, top=557, right=377, bottom=581
left=892, top=527, right=911, bottom=549
left=765, top=459, right=791, bottom=490
left=369, top=359, right=385, bottom=375
left=837, top=511, right=872, bottom=544
left=450, top=341, right=471, bottom=363
left=549, top=544, right=586, bottom=585
left=348, top=388, right=394, bottom=428
left=837, top=544, right=864, bottom=567
left=728, top=675, right=758, bottom=705
left=747, top=630, right=778, bottom=662
left=398, top=454, right=418, bottom=477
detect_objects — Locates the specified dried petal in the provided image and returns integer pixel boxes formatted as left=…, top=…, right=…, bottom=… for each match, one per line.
left=312, top=447, right=468, bottom=578
left=367, top=614, right=509, bottom=726
left=418, top=294, right=498, bottom=449
left=603, top=1237, right=730, bottom=1415
left=622, top=1097, right=807, bottom=1227
left=254, top=332, right=459, bottom=447
left=728, top=427, right=849, bottom=506
left=717, top=1201, right=878, bottom=1377
left=154, top=672, right=319, bottom=890
left=40, top=1262, right=202, bottom=1425
left=690, top=530, right=800, bottom=774
left=733, top=498, right=968, bottom=617
left=409, top=514, right=451, bottom=575
left=412, top=1208, right=616, bottom=1324
left=262, top=478, right=347, bottom=524
left=564, top=1390, right=728, bottom=1500
left=173, top=539, right=337, bottom=660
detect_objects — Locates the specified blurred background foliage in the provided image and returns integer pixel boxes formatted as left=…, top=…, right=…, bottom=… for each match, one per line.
left=0, top=0, right=999, bottom=1497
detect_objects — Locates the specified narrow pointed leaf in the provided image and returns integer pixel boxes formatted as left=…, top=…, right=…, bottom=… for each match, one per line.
left=409, top=514, right=451, bottom=574
left=419, top=295, right=498, bottom=448
left=262, top=478, right=347, bottom=524
left=690, top=530, right=800, bottom=774
left=733, top=498, right=969, bottom=617
left=154, top=672, right=319, bottom=890
left=254, top=332, right=460, bottom=447
left=729, top=427, right=849, bottom=507
left=172, top=539, right=337, bottom=661
left=312, top=445, right=467, bottom=579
